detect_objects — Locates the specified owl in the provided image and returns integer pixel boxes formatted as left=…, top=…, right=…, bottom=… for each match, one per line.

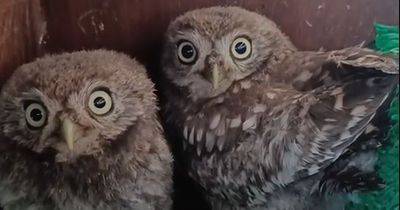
left=0, top=50, right=173, bottom=210
left=161, top=6, right=399, bottom=210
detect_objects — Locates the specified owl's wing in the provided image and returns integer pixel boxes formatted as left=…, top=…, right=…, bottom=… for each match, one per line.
left=270, top=47, right=398, bottom=189
left=287, top=47, right=398, bottom=91
left=317, top=88, right=396, bottom=194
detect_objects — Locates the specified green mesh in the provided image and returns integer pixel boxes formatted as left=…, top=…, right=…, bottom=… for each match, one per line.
left=346, top=23, right=399, bottom=210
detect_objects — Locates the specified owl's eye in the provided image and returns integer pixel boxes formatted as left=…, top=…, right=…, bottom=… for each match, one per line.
left=231, top=37, right=252, bottom=60
left=177, top=40, right=197, bottom=64
left=24, top=102, right=47, bottom=129
left=88, top=90, right=113, bottom=115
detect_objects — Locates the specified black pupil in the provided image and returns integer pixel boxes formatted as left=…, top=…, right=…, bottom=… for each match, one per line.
left=235, top=42, right=247, bottom=54
left=94, top=97, right=106, bottom=108
left=181, top=44, right=195, bottom=59
left=30, top=109, right=43, bottom=122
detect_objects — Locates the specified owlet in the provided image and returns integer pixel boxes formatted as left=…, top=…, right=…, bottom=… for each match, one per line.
left=161, top=6, right=399, bottom=210
left=0, top=50, right=173, bottom=210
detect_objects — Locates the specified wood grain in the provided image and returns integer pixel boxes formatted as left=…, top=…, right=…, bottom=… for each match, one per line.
left=1, top=0, right=398, bottom=83
left=0, top=0, right=45, bottom=84
left=41, top=0, right=399, bottom=57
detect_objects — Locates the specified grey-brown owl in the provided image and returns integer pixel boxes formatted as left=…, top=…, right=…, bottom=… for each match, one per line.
left=161, top=6, right=399, bottom=210
left=0, top=50, right=173, bottom=210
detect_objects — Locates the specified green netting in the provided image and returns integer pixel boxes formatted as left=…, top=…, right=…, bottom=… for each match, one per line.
left=347, top=23, right=399, bottom=210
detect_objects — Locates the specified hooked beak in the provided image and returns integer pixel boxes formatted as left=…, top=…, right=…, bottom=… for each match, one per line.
left=61, top=118, right=80, bottom=151
left=211, top=64, right=220, bottom=90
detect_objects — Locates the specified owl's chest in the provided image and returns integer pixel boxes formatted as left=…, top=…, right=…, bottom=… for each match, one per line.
left=0, top=154, right=144, bottom=210
left=179, top=78, right=290, bottom=154
left=179, top=83, right=289, bottom=205
left=181, top=89, right=266, bottom=153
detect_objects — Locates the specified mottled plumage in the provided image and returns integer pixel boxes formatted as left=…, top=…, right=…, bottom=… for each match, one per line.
left=0, top=50, right=173, bottom=210
left=161, top=6, right=399, bottom=210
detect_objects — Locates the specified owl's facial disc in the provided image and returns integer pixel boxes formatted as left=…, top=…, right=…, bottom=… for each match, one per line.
left=21, top=88, right=115, bottom=162
left=173, top=35, right=254, bottom=100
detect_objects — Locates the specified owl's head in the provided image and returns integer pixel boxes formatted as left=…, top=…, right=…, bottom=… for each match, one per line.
left=162, top=6, right=295, bottom=100
left=0, top=50, right=157, bottom=162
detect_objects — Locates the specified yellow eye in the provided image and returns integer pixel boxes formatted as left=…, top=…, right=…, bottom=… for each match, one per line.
left=231, top=37, right=252, bottom=60
left=88, top=90, right=113, bottom=115
left=25, top=102, right=47, bottom=129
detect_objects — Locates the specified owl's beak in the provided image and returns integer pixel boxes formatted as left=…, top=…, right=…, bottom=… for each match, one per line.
left=202, top=63, right=221, bottom=90
left=61, top=118, right=80, bottom=151
left=212, top=64, right=220, bottom=89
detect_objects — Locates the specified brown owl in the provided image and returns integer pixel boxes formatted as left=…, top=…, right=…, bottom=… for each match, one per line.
left=160, top=6, right=399, bottom=210
left=0, top=50, right=173, bottom=210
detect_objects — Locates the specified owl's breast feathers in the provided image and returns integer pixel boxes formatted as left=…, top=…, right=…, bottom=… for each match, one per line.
left=170, top=47, right=398, bottom=205
left=0, top=119, right=172, bottom=209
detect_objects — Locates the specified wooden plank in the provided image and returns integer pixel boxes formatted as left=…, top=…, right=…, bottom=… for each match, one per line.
left=1, top=0, right=398, bottom=82
left=41, top=0, right=399, bottom=54
left=0, top=0, right=45, bottom=85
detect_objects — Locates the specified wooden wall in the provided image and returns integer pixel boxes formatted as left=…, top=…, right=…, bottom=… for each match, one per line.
left=1, top=0, right=399, bottom=85
left=0, top=0, right=44, bottom=83
left=42, top=0, right=400, bottom=53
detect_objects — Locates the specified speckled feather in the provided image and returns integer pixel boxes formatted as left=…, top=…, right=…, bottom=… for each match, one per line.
left=161, top=6, right=399, bottom=210
left=0, top=50, right=173, bottom=210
